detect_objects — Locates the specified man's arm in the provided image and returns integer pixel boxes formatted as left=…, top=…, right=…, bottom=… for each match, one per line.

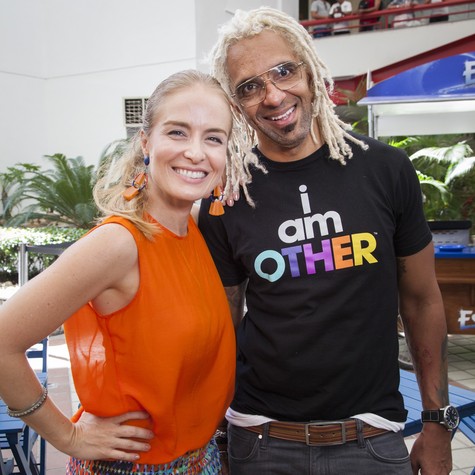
left=225, top=280, right=248, bottom=330
left=397, top=242, right=452, bottom=474
left=341, top=2, right=353, bottom=14
left=311, top=1, right=329, bottom=19
left=359, top=0, right=381, bottom=12
left=212, top=281, right=247, bottom=475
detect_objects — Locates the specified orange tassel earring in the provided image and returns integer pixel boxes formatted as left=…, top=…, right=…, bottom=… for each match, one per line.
left=123, top=172, right=148, bottom=201
left=124, top=156, right=149, bottom=201
left=209, top=186, right=225, bottom=216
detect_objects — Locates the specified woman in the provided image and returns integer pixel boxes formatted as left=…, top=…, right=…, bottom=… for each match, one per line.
left=0, top=70, right=236, bottom=474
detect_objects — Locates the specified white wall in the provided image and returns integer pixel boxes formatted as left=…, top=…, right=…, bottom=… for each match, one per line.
left=0, top=74, right=46, bottom=168
left=0, top=0, right=197, bottom=170
left=0, top=0, right=299, bottom=171
left=39, top=0, right=198, bottom=167
left=0, top=1, right=45, bottom=76
left=312, top=18, right=475, bottom=79
left=0, top=1, right=47, bottom=169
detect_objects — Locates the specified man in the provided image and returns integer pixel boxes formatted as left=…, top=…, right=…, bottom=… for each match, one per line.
left=425, top=0, right=450, bottom=22
left=310, top=0, right=332, bottom=37
left=199, top=7, right=454, bottom=474
left=387, top=0, right=418, bottom=28
left=330, top=0, right=353, bottom=35
left=329, top=0, right=353, bottom=34
left=358, top=0, right=382, bottom=31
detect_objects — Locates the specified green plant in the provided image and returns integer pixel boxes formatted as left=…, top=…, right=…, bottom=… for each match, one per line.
left=98, top=139, right=130, bottom=169
left=0, top=164, right=36, bottom=224
left=387, top=136, right=449, bottom=208
left=384, top=136, right=475, bottom=227
left=5, top=154, right=98, bottom=228
left=0, top=227, right=86, bottom=284
left=409, top=142, right=475, bottom=222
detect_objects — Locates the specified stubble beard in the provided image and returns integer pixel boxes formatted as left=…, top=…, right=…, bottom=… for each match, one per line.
left=264, top=117, right=313, bottom=150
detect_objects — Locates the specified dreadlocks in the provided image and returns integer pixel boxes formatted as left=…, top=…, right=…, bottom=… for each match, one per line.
left=209, top=7, right=367, bottom=205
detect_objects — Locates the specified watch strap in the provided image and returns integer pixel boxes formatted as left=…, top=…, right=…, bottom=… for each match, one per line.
left=421, top=409, right=441, bottom=423
left=421, top=405, right=460, bottom=431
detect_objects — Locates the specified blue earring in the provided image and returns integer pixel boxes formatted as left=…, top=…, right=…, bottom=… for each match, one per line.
left=144, top=156, right=150, bottom=166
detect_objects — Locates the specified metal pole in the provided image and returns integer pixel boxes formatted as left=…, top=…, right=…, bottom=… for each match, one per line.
left=18, top=243, right=28, bottom=287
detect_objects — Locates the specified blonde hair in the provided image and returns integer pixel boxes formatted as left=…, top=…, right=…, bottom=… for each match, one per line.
left=94, top=69, right=233, bottom=239
left=210, top=7, right=367, bottom=205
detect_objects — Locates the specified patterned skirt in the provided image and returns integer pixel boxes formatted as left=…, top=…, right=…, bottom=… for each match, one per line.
left=66, top=438, right=222, bottom=475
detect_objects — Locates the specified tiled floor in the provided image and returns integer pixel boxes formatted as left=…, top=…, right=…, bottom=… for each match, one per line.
left=403, top=333, right=475, bottom=474
left=43, top=360, right=72, bottom=475
left=444, top=334, right=475, bottom=474
left=447, top=334, right=475, bottom=391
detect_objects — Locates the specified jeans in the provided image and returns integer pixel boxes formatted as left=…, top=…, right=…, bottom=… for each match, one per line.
left=228, top=422, right=412, bottom=474
left=429, top=15, right=449, bottom=22
left=312, top=29, right=332, bottom=38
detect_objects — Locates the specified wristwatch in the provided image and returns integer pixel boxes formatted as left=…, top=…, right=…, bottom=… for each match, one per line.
left=421, top=405, right=460, bottom=431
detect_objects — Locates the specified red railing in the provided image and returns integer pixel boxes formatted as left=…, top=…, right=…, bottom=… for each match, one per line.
left=300, top=0, right=475, bottom=34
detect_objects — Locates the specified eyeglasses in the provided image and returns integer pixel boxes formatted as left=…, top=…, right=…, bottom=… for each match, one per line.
left=231, top=61, right=305, bottom=107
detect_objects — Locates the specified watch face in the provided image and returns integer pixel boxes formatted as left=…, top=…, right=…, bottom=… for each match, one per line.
left=443, top=405, right=460, bottom=430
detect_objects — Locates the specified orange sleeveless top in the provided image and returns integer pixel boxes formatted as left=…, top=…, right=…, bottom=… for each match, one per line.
left=63, top=216, right=235, bottom=464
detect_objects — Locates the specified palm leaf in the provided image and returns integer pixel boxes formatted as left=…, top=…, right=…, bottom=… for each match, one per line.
left=388, top=137, right=419, bottom=149
left=9, top=154, right=98, bottom=228
left=410, top=142, right=472, bottom=163
left=444, top=156, right=475, bottom=184
left=415, top=171, right=448, bottom=196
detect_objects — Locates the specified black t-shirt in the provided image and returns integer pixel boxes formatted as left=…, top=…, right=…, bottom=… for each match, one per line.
left=199, top=134, right=432, bottom=422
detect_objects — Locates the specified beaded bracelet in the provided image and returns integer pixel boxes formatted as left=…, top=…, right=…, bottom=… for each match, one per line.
left=7, top=386, right=48, bottom=418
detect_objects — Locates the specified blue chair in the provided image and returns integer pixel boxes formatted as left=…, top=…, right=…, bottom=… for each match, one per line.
left=3, top=241, right=73, bottom=475
left=0, top=338, right=48, bottom=475
left=26, top=338, right=48, bottom=384
left=26, top=338, right=48, bottom=475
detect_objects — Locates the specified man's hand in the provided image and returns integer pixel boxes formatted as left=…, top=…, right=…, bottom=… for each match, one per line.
left=410, top=424, right=452, bottom=474
left=225, top=191, right=240, bottom=207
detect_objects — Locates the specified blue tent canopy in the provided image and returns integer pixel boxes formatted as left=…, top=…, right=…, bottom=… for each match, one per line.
left=357, top=52, right=475, bottom=137
left=359, top=52, right=475, bottom=104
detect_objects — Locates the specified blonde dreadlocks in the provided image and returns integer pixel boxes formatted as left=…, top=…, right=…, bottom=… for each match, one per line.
left=209, top=7, right=367, bottom=205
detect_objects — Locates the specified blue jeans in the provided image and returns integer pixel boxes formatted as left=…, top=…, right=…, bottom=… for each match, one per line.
left=228, top=422, right=411, bottom=474
left=312, top=29, right=332, bottom=38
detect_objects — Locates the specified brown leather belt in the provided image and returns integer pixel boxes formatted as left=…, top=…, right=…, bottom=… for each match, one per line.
left=244, top=420, right=388, bottom=446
